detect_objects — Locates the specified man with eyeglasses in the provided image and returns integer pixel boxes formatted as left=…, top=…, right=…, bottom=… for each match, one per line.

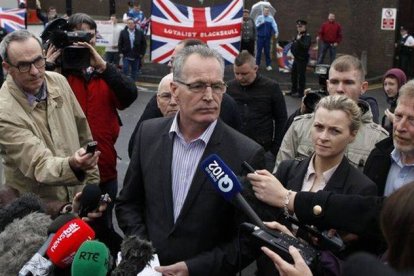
left=127, top=39, right=241, bottom=158
left=117, top=45, right=273, bottom=275
left=0, top=30, right=99, bottom=207
left=227, top=50, right=287, bottom=170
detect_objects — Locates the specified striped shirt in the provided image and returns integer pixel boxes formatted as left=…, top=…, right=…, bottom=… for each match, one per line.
left=169, top=114, right=217, bottom=222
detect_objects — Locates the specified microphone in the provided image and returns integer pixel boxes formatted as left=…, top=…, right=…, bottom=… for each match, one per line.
left=200, top=154, right=319, bottom=266
left=0, top=212, right=51, bottom=276
left=71, top=240, right=110, bottom=276
left=46, top=216, right=95, bottom=268
left=78, top=184, right=102, bottom=218
left=200, top=154, right=267, bottom=229
left=18, top=213, right=76, bottom=276
left=0, top=193, right=45, bottom=232
left=111, top=236, right=154, bottom=276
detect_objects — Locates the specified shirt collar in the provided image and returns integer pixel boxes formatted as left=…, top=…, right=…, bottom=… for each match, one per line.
left=391, top=148, right=414, bottom=167
left=24, top=82, right=47, bottom=106
left=169, top=112, right=217, bottom=144
left=304, top=154, right=340, bottom=184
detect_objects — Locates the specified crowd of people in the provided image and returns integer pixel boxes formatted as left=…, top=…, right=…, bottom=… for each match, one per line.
left=0, top=2, right=414, bottom=276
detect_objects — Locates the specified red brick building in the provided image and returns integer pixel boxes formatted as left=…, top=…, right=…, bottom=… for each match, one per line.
left=31, top=0, right=413, bottom=77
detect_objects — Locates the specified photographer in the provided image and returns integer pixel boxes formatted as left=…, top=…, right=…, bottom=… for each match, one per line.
left=45, top=13, right=138, bottom=222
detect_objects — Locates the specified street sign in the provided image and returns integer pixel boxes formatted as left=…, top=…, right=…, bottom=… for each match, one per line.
left=381, top=8, right=397, bottom=30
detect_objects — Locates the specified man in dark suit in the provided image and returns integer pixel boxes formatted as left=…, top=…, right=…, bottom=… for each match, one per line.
left=116, top=45, right=267, bottom=275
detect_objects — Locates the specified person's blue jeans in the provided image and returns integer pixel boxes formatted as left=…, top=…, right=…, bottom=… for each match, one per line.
left=123, top=57, right=140, bottom=81
left=256, top=36, right=271, bottom=66
left=317, top=42, right=336, bottom=64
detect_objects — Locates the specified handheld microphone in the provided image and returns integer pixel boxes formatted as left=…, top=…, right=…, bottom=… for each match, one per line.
left=78, top=184, right=102, bottom=218
left=111, top=236, right=154, bottom=276
left=46, top=216, right=95, bottom=268
left=200, top=154, right=267, bottom=229
left=200, top=154, right=319, bottom=266
left=18, top=213, right=76, bottom=276
left=71, top=240, right=110, bottom=276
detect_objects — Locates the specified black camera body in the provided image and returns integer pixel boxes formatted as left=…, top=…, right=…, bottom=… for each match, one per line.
left=302, top=64, right=330, bottom=113
left=41, top=18, right=92, bottom=70
left=242, top=223, right=319, bottom=267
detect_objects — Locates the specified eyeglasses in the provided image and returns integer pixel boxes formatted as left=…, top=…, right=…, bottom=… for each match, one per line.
left=158, top=92, right=173, bottom=101
left=174, top=80, right=227, bottom=94
left=7, top=56, right=46, bottom=73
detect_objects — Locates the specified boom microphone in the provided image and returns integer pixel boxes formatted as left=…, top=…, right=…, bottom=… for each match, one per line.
left=71, top=240, right=111, bottom=276
left=0, top=193, right=45, bottom=232
left=111, top=236, right=154, bottom=276
left=200, top=154, right=267, bottom=229
left=46, top=216, right=95, bottom=268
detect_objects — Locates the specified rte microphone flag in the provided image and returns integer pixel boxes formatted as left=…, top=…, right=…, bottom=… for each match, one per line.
left=71, top=240, right=110, bottom=276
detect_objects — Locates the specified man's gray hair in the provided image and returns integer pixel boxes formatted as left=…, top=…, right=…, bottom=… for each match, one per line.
left=158, top=72, right=174, bottom=94
left=0, top=29, right=42, bottom=61
left=172, top=45, right=224, bottom=81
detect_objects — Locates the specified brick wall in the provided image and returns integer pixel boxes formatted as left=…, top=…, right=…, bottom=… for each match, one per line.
left=35, top=0, right=399, bottom=77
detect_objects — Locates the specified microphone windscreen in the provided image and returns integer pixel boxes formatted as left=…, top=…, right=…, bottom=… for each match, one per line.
left=111, top=236, right=154, bottom=275
left=46, top=217, right=95, bottom=268
left=71, top=240, right=110, bottom=276
left=78, top=184, right=102, bottom=218
left=0, top=193, right=45, bottom=232
left=0, top=212, right=51, bottom=275
left=200, top=154, right=243, bottom=201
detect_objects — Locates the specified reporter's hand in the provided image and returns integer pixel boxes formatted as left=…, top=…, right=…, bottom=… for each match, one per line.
left=247, top=169, right=286, bottom=207
left=155, top=261, right=189, bottom=276
left=75, top=41, right=107, bottom=72
left=72, top=191, right=110, bottom=222
left=69, top=147, right=100, bottom=172
left=264, top=221, right=294, bottom=237
left=262, top=246, right=313, bottom=276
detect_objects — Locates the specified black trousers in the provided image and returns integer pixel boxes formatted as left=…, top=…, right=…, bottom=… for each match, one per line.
left=291, top=58, right=308, bottom=96
left=241, top=39, right=255, bottom=56
left=400, top=53, right=413, bottom=78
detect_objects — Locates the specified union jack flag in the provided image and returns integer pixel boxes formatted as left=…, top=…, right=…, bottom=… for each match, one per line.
left=151, top=0, right=243, bottom=64
left=0, top=8, right=26, bottom=33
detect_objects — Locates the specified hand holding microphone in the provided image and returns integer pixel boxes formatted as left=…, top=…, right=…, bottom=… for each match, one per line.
left=72, top=184, right=110, bottom=221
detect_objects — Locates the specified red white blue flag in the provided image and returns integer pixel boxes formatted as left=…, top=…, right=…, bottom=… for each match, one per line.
left=151, top=0, right=243, bottom=64
left=0, top=8, right=26, bottom=33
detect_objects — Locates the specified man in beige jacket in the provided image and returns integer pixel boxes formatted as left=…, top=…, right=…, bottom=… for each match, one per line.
left=0, top=30, right=99, bottom=206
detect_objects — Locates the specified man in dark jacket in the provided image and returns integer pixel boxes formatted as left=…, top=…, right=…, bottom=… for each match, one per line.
left=364, top=80, right=414, bottom=196
left=287, top=19, right=311, bottom=98
left=227, top=50, right=287, bottom=169
left=118, top=18, right=146, bottom=81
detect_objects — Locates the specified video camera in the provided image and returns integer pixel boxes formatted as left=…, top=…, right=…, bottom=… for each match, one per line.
left=302, top=64, right=330, bottom=113
left=41, top=18, right=91, bottom=70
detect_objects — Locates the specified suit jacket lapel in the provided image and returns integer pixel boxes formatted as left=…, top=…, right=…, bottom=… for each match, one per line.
left=324, top=157, right=349, bottom=193
left=287, top=158, right=311, bottom=192
left=160, top=123, right=175, bottom=229
left=173, top=121, right=223, bottom=226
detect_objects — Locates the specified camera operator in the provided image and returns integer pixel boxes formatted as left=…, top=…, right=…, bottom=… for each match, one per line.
left=45, top=13, right=138, bottom=227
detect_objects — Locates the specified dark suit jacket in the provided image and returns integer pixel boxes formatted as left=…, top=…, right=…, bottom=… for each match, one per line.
left=116, top=117, right=269, bottom=276
left=276, top=156, right=378, bottom=196
left=363, top=137, right=393, bottom=196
